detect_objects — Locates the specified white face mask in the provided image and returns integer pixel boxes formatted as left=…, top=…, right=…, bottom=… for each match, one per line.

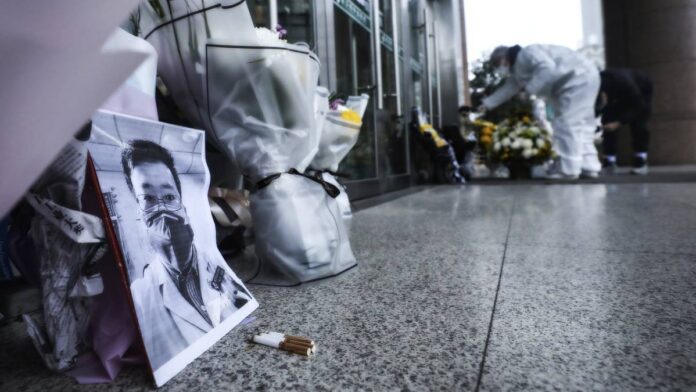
left=495, top=64, right=511, bottom=78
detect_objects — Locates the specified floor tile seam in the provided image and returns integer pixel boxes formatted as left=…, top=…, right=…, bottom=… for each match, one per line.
left=474, top=195, right=517, bottom=392
left=502, top=242, right=696, bottom=258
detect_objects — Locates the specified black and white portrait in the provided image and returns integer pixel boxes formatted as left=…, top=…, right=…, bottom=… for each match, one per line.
left=88, top=110, right=257, bottom=387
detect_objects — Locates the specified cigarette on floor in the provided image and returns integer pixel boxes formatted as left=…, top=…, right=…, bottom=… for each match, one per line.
left=252, top=331, right=316, bottom=356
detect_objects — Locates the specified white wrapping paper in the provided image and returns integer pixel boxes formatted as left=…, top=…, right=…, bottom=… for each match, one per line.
left=311, top=95, right=369, bottom=173
left=139, top=0, right=258, bottom=138
left=250, top=174, right=355, bottom=283
left=140, top=3, right=355, bottom=284
left=310, top=94, right=370, bottom=232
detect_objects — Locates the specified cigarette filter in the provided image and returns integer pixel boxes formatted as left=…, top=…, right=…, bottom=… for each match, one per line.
left=252, top=331, right=316, bottom=356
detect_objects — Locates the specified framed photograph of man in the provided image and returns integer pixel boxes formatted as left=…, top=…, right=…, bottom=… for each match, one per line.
left=86, top=110, right=258, bottom=386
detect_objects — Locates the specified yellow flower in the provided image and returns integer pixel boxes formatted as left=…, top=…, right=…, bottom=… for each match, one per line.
left=480, top=135, right=492, bottom=145
left=475, top=120, right=496, bottom=128
left=419, top=124, right=448, bottom=148
left=522, top=116, right=531, bottom=125
left=340, top=109, right=362, bottom=125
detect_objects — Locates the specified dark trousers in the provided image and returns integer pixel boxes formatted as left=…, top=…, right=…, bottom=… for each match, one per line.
left=602, top=120, right=650, bottom=156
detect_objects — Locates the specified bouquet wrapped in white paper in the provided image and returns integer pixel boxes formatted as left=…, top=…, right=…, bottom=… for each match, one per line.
left=209, top=33, right=356, bottom=284
left=140, top=2, right=356, bottom=284
left=311, top=95, right=370, bottom=172
left=138, top=0, right=259, bottom=186
left=138, top=0, right=257, bottom=129
left=309, top=94, right=370, bottom=232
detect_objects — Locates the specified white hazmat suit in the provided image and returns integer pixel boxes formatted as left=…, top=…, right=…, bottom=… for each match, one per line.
left=483, top=44, right=601, bottom=176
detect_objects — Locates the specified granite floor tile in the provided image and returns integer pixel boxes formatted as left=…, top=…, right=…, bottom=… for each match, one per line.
left=479, top=245, right=696, bottom=391
left=0, top=185, right=510, bottom=391
left=507, top=184, right=696, bottom=254
left=5, top=183, right=695, bottom=391
left=351, top=185, right=516, bottom=249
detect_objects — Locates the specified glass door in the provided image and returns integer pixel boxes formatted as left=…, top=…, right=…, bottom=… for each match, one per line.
left=247, top=0, right=271, bottom=27
left=329, top=0, right=414, bottom=199
left=334, top=0, right=378, bottom=180
left=248, top=1, right=314, bottom=50
left=278, top=1, right=314, bottom=48
left=378, top=0, right=408, bottom=176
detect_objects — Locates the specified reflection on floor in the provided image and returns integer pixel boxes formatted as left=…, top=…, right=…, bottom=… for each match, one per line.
left=1, top=182, right=695, bottom=391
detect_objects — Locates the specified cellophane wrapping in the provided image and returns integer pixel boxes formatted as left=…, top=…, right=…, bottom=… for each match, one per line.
left=140, top=2, right=356, bottom=284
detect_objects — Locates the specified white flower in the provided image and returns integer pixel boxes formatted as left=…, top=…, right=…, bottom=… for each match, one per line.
left=494, top=142, right=501, bottom=151
left=256, top=27, right=285, bottom=45
left=536, top=138, right=546, bottom=148
left=502, top=138, right=511, bottom=147
left=511, top=139, right=521, bottom=149
left=522, top=148, right=534, bottom=159
left=522, top=139, right=534, bottom=149
left=532, top=148, right=539, bottom=155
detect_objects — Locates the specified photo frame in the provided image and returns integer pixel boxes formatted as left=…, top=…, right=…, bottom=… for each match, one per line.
left=86, top=110, right=258, bottom=386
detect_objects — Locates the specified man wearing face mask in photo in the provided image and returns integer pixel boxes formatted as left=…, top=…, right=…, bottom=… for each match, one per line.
left=478, top=44, right=602, bottom=179
left=122, top=140, right=252, bottom=369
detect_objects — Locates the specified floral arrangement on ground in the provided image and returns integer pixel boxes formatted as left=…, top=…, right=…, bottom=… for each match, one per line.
left=488, top=116, right=554, bottom=167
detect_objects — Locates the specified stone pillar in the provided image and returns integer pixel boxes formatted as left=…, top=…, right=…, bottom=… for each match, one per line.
left=603, top=0, right=696, bottom=164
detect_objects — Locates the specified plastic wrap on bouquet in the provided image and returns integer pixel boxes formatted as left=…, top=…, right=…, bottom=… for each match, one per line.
left=139, top=0, right=258, bottom=136
left=206, top=40, right=321, bottom=177
left=309, top=94, right=370, bottom=232
left=138, top=0, right=257, bottom=186
left=314, top=87, right=331, bottom=151
left=249, top=174, right=355, bottom=284
left=311, top=94, right=369, bottom=172
left=205, top=36, right=356, bottom=284
left=320, top=171, right=353, bottom=232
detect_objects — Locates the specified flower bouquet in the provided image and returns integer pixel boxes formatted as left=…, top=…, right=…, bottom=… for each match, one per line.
left=488, top=117, right=554, bottom=179
left=309, top=94, right=370, bottom=232
left=411, top=107, right=465, bottom=184
left=140, top=1, right=357, bottom=284
left=468, top=119, right=497, bottom=153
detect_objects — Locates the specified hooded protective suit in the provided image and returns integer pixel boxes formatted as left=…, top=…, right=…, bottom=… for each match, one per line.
left=482, top=44, right=601, bottom=176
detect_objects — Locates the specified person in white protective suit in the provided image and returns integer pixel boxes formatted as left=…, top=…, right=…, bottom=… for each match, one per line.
left=478, top=45, right=602, bottom=179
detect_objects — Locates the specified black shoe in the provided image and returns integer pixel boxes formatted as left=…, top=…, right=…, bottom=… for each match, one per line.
left=631, top=157, right=648, bottom=175
left=602, top=160, right=618, bottom=175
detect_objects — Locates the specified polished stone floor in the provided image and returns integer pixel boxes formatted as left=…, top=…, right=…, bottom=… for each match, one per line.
left=1, top=183, right=696, bottom=391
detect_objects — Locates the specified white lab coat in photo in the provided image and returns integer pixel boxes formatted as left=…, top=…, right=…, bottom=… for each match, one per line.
left=483, top=45, right=601, bottom=175
left=130, top=249, right=251, bottom=369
